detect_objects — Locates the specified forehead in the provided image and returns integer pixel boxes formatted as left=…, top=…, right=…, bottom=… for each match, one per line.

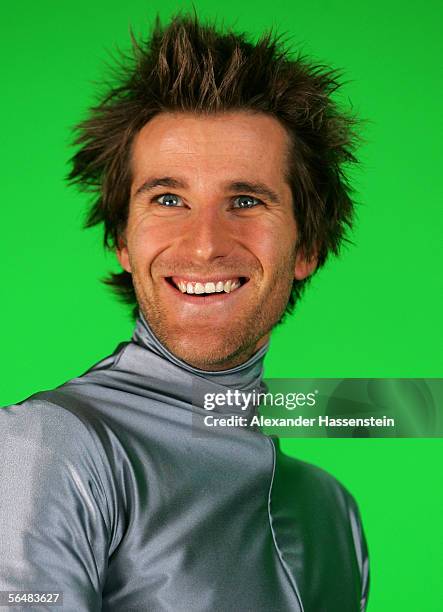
left=130, top=111, right=291, bottom=187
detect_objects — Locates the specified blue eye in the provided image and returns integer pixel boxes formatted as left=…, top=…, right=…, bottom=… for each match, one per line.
left=157, top=193, right=183, bottom=207
left=233, top=195, right=261, bottom=209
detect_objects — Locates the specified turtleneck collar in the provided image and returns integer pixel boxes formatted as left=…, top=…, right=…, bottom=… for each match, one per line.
left=121, top=311, right=270, bottom=425
left=132, top=311, right=269, bottom=393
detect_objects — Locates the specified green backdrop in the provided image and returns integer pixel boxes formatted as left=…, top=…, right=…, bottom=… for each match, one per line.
left=2, top=1, right=442, bottom=609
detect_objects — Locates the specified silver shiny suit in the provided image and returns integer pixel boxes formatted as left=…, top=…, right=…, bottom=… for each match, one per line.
left=0, top=314, right=369, bottom=611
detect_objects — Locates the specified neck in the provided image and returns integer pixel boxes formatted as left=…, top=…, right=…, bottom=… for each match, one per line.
left=181, top=333, right=271, bottom=372
left=130, top=312, right=270, bottom=417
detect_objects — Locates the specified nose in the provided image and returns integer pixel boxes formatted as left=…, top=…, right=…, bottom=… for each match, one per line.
left=179, top=205, right=235, bottom=262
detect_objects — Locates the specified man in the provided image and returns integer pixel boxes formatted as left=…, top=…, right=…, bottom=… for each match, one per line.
left=0, top=14, right=369, bottom=611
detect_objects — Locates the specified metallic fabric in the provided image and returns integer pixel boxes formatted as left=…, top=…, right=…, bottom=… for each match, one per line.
left=0, top=313, right=369, bottom=611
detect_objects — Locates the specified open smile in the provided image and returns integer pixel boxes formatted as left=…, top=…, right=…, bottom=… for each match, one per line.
left=163, top=276, right=250, bottom=303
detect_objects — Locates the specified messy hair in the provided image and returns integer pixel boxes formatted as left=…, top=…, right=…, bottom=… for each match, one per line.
left=69, top=13, right=361, bottom=318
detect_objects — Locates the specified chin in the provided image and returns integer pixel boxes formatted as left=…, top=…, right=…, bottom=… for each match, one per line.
left=165, top=332, right=250, bottom=371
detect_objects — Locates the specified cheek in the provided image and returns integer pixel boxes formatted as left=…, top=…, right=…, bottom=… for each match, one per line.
left=242, top=219, right=296, bottom=272
left=126, top=217, right=174, bottom=266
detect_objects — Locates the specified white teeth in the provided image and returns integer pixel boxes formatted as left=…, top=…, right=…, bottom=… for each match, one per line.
left=175, top=278, right=243, bottom=294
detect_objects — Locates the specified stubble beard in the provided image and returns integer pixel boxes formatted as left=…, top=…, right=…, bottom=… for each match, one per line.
left=130, top=252, right=296, bottom=371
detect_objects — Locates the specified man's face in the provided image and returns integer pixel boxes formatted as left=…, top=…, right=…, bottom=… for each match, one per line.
left=117, top=111, right=316, bottom=370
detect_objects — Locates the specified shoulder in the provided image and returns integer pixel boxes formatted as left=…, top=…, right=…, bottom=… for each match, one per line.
left=0, top=339, right=131, bottom=455
left=271, top=439, right=368, bottom=558
left=1, top=395, right=104, bottom=456
left=0, top=395, right=113, bottom=511
left=273, top=440, right=358, bottom=512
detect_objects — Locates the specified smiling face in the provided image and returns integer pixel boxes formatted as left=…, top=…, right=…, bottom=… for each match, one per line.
left=117, top=111, right=317, bottom=370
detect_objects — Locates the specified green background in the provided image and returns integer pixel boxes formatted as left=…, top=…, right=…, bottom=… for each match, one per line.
left=2, top=0, right=442, bottom=609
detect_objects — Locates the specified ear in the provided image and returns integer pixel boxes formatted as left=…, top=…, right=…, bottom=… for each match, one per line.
left=116, top=234, right=132, bottom=273
left=294, top=248, right=318, bottom=281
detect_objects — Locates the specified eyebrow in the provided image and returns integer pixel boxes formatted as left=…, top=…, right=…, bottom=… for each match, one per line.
left=134, top=177, right=188, bottom=197
left=133, top=176, right=281, bottom=204
left=225, top=181, right=281, bottom=204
